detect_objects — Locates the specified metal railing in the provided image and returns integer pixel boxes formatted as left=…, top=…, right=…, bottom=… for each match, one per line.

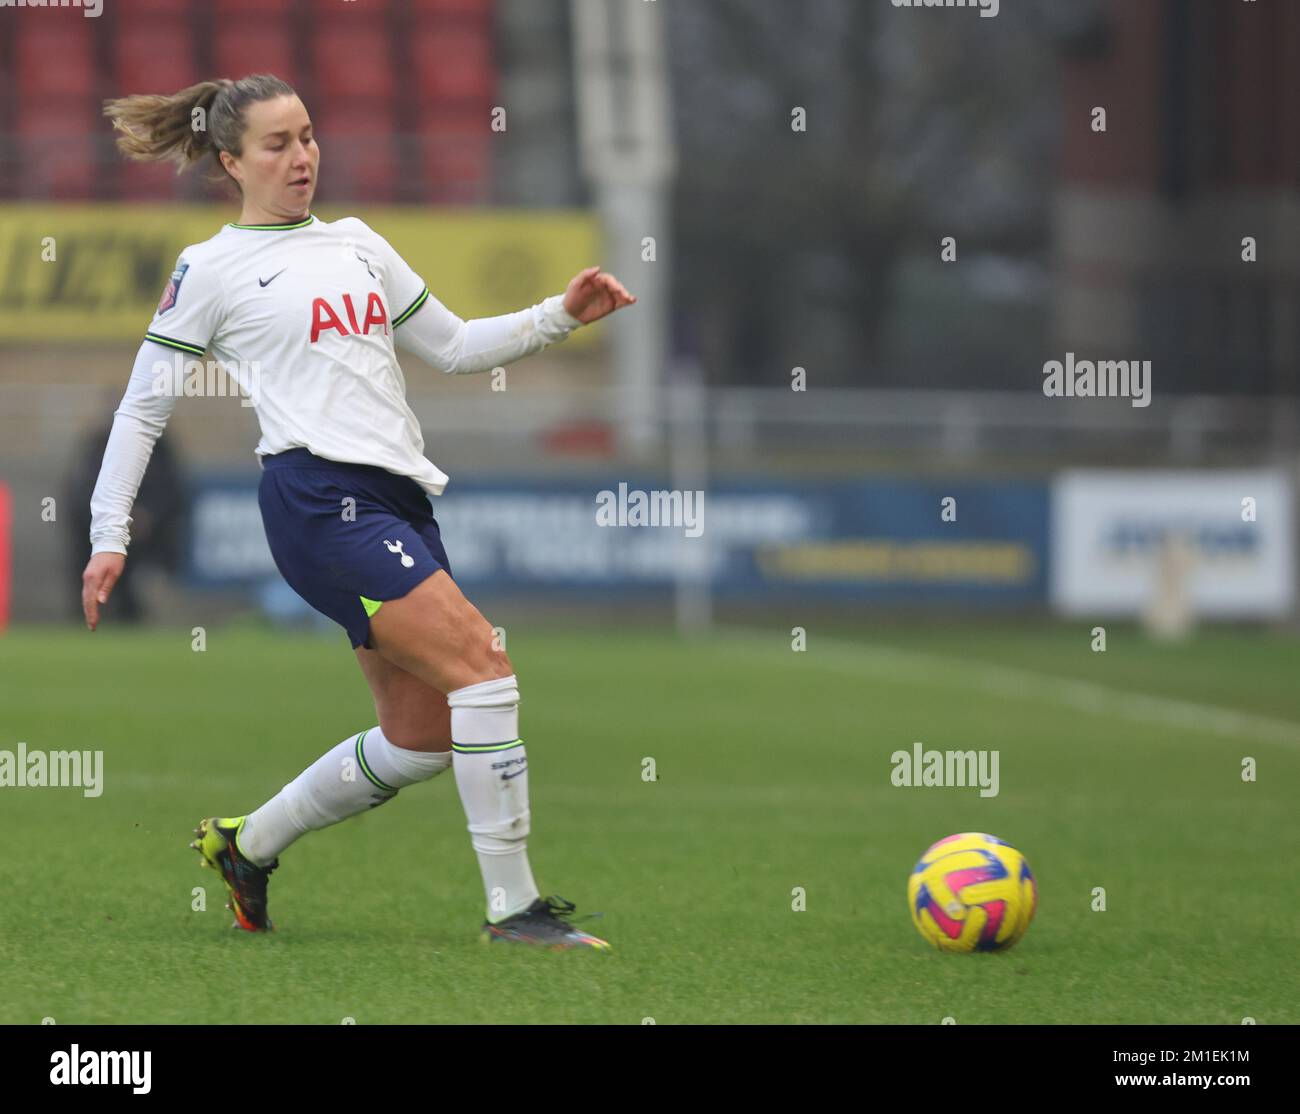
left=2, top=381, right=1295, bottom=473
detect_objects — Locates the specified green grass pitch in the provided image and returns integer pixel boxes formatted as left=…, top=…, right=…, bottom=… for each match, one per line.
left=1, top=619, right=1297, bottom=1024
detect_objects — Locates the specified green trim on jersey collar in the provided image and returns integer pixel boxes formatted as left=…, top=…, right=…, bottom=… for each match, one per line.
left=227, top=214, right=316, bottom=231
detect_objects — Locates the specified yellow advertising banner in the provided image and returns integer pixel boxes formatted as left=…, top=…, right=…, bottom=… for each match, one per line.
left=0, top=205, right=601, bottom=344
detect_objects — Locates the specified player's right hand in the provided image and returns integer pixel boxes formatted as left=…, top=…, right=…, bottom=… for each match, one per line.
left=82, top=552, right=125, bottom=631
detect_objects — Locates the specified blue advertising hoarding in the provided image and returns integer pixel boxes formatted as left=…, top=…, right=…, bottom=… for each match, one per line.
left=188, top=474, right=1049, bottom=607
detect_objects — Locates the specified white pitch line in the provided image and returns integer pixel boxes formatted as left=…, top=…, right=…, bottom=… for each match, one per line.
left=720, top=628, right=1300, bottom=750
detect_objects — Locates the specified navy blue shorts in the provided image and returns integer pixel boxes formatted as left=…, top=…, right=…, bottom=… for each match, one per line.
left=258, top=448, right=453, bottom=649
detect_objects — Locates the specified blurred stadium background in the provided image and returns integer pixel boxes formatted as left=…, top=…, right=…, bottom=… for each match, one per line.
left=2, top=0, right=1300, bottom=1025
left=1, top=0, right=1298, bottom=637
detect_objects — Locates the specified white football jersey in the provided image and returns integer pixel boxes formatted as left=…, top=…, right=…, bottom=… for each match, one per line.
left=143, top=213, right=574, bottom=498
left=89, top=213, right=581, bottom=555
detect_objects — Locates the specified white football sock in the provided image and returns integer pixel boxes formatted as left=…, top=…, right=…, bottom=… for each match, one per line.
left=237, top=726, right=451, bottom=866
left=447, top=674, right=540, bottom=922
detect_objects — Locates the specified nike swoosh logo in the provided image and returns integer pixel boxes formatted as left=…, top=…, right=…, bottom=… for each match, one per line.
left=502, top=768, right=528, bottom=780
left=258, top=269, right=287, bottom=287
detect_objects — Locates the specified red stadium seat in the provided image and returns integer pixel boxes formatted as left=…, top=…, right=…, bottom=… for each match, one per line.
left=306, top=0, right=390, bottom=13
left=415, top=129, right=490, bottom=204
left=316, top=97, right=397, bottom=142
left=413, top=105, right=489, bottom=137
left=0, top=63, right=12, bottom=124
left=109, top=0, right=193, bottom=14
left=410, top=26, right=494, bottom=104
left=17, top=103, right=97, bottom=200
left=410, top=0, right=492, bottom=15
left=17, top=22, right=96, bottom=99
left=114, top=21, right=199, bottom=95
left=312, top=25, right=395, bottom=101
left=312, top=104, right=397, bottom=203
left=118, top=158, right=188, bottom=202
left=16, top=99, right=96, bottom=139
left=213, top=0, right=296, bottom=15
left=213, top=25, right=297, bottom=85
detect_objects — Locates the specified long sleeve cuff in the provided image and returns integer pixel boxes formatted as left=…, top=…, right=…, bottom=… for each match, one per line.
left=90, top=535, right=130, bottom=557
left=538, top=293, right=583, bottom=337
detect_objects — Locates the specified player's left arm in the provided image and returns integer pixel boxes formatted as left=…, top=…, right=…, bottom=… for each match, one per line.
left=395, top=266, right=635, bottom=376
left=352, top=219, right=635, bottom=374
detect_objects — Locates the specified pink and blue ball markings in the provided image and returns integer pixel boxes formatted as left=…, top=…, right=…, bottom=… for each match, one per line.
left=913, top=848, right=1010, bottom=949
left=911, top=833, right=1037, bottom=952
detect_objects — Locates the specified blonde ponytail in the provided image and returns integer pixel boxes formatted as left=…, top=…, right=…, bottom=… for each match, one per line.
left=103, top=74, right=296, bottom=178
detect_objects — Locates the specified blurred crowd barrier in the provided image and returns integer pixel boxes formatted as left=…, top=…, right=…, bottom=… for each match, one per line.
left=1, top=377, right=1295, bottom=628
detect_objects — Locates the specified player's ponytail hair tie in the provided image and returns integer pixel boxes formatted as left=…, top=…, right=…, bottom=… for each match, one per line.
left=104, top=73, right=297, bottom=182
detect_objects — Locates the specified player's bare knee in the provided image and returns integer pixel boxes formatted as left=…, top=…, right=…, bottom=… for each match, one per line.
left=488, top=648, right=514, bottom=679
left=380, top=719, right=450, bottom=752
left=457, top=618, right=513, bottom=682
left=459, top=652, right=512, bottom=687
left=374, top=689, right=452, bottom=751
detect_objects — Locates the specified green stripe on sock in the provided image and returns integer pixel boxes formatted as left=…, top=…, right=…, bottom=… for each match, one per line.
left=451, top=738, right=524, bottom=754
left=356, top=730, right=399, bottom=793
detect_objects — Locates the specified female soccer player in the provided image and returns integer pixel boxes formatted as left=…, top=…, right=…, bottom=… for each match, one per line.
left=83, top=74, right=635, bottom=950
